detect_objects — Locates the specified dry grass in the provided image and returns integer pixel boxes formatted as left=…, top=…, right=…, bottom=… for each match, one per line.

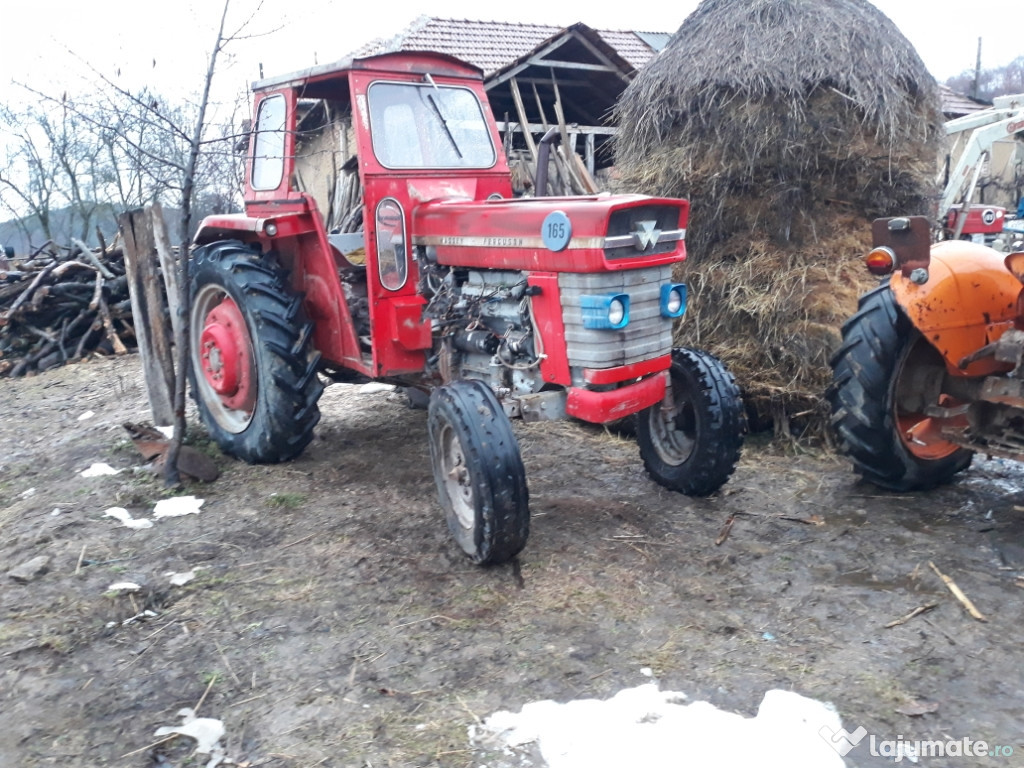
left=612, top=0, right=943, bottom=435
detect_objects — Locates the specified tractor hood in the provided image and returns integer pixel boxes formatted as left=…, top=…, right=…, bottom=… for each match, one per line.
left=411, top=194, right=689, bottom=273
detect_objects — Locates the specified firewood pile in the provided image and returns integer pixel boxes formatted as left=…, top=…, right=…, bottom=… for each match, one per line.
left=0, top=238, right=136, bottom=377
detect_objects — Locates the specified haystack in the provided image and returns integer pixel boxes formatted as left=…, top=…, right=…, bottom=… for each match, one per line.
left=614, top=0, right=942, bottom=435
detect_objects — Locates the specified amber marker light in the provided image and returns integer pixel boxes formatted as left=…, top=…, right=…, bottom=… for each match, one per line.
left=865, top=246, right=896, bottom=276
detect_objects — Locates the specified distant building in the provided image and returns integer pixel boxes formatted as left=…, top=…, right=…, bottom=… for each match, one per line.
left=939, top=84, right=990, bottom=119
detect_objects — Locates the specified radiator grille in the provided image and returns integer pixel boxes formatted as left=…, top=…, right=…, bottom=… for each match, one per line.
left=558, top=266, right=674, bottom=370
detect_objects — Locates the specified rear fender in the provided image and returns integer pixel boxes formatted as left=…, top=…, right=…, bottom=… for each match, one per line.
left=194, top=200, right=366, bottom=372
left=890, top=240, right=1022, bottom=376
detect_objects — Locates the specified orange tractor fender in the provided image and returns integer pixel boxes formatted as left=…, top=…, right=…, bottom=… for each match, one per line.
left=889, top=240, right=1023, bottom=377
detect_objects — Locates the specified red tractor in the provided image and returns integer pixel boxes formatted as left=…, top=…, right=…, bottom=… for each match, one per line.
left=190, top=51, right=744, bottom=564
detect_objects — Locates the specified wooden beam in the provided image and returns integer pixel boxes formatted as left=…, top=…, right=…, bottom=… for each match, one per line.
left=508, top=78, right=538, bottom=162
left=496, top=121, right=617, bottom=137
left=531, top=82, right=550, bottom=132
left=119, top=208, right=175, bottom=425
left=531, top=59, right=616, bottom=73
left=570, top=31, right=635, bottom=85
left=507, top=77, right=595, bottom=88
left=149, top=201, right=182, bottom=343
left=485, top=37, right=574, bottom=90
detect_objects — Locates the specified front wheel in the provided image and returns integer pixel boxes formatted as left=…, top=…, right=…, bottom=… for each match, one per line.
left=427, top=380, right=529, bottom=565
left=189, top=240, right=323, bottom=463
left=828, top=284, right=972, bottom=490
left=637, top=348, right=744, bottom=496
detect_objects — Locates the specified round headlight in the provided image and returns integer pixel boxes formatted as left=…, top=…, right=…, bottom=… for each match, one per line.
left=665, top=288, right=683, bottom=315
left=608, top=298, right=626, bottom=327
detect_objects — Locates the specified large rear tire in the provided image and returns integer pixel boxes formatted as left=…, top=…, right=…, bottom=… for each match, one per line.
left=828, top=284, right=972, bottom=490
left=189, top=240, right=323, bottom=463
left=637, top=347, right=744, bottom=496
left=427, top=380, right=529, bottom=565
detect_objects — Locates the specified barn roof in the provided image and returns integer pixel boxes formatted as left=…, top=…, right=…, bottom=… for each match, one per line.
left=938, top=84, right=990, bottom=118
left=351, top=17, right=667, bottom=75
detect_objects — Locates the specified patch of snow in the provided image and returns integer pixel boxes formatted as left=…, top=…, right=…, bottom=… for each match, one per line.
left=155, top=425, right=175, bottom=439
left=358, top=382, right=396, bottom=394
left=473, top=684, right=847, bottom=768
left=104, top=507, right=154, bottom=530
left=153, top=496, right=204, bottom=518
left=81, top=463, right=120, bottom=477
left=77, top=410, right=95, bottom=421
left=107, top=581, right=142, bottom=593
left=154, top=707, right=227, bottom=767
left=166, top=568, right=203, bottom=586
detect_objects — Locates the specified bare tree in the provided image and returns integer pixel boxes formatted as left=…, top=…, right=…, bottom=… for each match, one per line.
left=946, top=55, right=1024, bottom=101
left=161, top=0, right=236, bottom=485
left=2, top=0, right=265, bottom=483
left=0, top=104, right=61, bottom=246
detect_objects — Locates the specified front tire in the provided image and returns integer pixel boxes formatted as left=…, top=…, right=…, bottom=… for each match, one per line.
left=427, top=380, right=529, bottom=565
left=189, top=240, right=323, bottom=463
left=637, top=347, right=744, bottom=496
left=828, top=284, right=972, bottom=490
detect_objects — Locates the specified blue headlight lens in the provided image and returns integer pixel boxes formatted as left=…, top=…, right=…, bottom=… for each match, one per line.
left=660, top=283, right=687, bottom=318
left=580, top=293, right=630, bottom=330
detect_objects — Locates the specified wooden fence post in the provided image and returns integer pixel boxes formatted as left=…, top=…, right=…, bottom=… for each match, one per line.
left=119, top=207, right=175, bottom=426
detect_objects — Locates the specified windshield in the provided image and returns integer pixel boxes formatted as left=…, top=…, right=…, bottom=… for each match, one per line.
left=367, top=81, right=496, bottom=169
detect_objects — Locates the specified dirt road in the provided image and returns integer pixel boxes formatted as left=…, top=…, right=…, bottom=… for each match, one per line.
left=1, top=354, right=1021, bottom=767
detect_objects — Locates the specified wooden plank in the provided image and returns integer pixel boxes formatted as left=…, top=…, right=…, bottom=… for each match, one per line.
left=496, top=121, right=617, bottom=137
left=119, top=208, right=175, bottom=425
left=551, top=78, right=580, bottom=194
left=485, top=37, right=573, bottom=90
left=530, top=59, right=616, bottom=73
left=570, top=32, right=636, bottom=84
left=149, top=201, right=183, bottom=344
left=531, top=82, right=551, bottom=132
left=573, top=152, right=600, bottom=195
left=508, top=78, right=538, bottom=163
left=552, top=78, right=573, bottom=160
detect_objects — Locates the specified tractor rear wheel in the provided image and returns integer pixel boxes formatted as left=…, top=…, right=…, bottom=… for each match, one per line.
left=637, top=347, right=744, bottom=496
left=828, top=284, right=972, bottom=490
left=189, top=240, right=323, bottom=463
left=427, top=380, right=529, bottom=565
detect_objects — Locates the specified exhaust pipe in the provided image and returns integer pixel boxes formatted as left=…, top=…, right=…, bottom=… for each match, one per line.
left=534, top=127, right=562, bottom=197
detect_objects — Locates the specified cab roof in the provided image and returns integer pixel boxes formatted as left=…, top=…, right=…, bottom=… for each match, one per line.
left=252, top=51, right=485, bottom=93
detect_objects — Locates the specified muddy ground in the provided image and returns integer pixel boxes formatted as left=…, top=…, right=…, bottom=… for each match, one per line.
left=1, top=353, right=1022, bottom=768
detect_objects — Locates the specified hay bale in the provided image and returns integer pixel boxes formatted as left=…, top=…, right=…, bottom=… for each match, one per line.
left=613, top=0, right=943, bottom=436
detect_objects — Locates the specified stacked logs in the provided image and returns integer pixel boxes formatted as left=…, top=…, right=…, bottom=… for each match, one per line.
left=0, top=238, right=136, bottom=377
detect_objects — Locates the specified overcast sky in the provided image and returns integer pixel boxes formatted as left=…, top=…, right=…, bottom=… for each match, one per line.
left=1, top=0, right=1021, bottom=111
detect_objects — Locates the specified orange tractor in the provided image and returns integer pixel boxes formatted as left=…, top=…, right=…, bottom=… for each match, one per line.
left=829, top=215, right=1024, bottom=489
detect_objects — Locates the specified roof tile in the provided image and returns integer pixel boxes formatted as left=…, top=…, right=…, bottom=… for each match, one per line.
left=352, top=17, right=665, bottom=75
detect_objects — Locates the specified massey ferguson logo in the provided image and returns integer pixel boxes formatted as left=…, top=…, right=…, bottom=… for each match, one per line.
left=632, top=220, right=660, bottom=250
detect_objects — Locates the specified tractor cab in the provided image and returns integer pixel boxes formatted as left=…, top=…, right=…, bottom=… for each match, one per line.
left=197, top=52, right=511, bottom=379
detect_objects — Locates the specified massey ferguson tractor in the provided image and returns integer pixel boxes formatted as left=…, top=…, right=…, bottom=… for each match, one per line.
left=830, top=215, right=1024, bottom=490
left=189, top=51, right=744, bottom=564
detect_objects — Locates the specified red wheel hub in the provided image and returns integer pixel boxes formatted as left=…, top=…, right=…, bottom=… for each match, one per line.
left=199, top=297, right=255, bottom=412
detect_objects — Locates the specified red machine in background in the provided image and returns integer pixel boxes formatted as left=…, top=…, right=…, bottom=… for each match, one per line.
left=940, top=93, right=1024, bottom=248
left=189, top=51, right=744, bottom=564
